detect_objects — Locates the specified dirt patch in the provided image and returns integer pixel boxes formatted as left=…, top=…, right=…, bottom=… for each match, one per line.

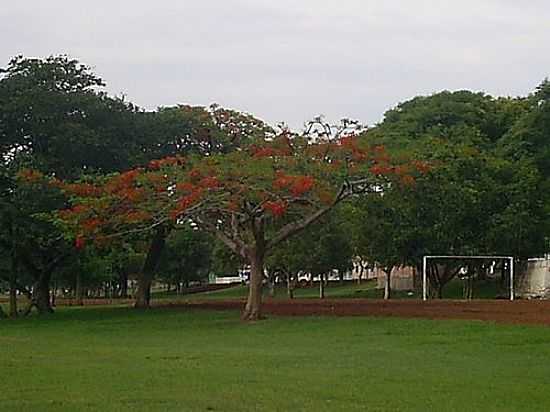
left=160, top=298, right=550, bottom=326
left=54, top=298, right=135, bottom=306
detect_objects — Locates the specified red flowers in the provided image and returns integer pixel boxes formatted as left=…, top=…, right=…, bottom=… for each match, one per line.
left=59, top=204, right=90, bottom=220
left=170, top=190, right=204, bottom=220
left=176, top=182, right=196, bottom=192
left=188, top=168, right=202, bottom=179
left=400, top=175, right=416, bottom=186
left=63, top=183, right=102, bottom=197
left=250, top=145, right=291, bottom=158
left=413, top=160, right=431, bottom=173
left=339, top=135, right=356, bottom=148
left=369, top=164, right=392, bottom=175
left=148, top=159, right=162, bottom=170
left=16, top=168, right=44, bottom=183
left=253, top=147, right=277, bottom=158
left=81, top=218, right=102, bottom=232
left=273, top=172, right=315, bottom=197
left=198, top=176, right=220, bottom=189
left=263, top=200, right=288, bottom=217
left=123, top=210, right=152, bottom=223
left=290, top=176, right=315, bottom=197
left=148, top=156, right=184, bottom=170
left=273, top=172, right=294, bottom=190
left=75, top=236, right=86, bottom=250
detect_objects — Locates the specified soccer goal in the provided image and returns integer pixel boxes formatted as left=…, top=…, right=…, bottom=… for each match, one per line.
left=422, top=255, right=515, bottom=301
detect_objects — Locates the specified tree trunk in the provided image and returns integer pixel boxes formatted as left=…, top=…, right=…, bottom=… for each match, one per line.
left=51, top=284, right=57, bottom=307
left=384, top=266, right=393, bottom=300
left=9, top=265, right=18, bottom=318
left=75, top=271, right=84, bottom=306
left=134, top=227, right=167, bottom=309
left=9, top=283, right=17, bottom=318
left=268, top=274, right=276, bottom=298
left=286, top=273, right=294, bottom=299
left=319, top=273, right=325, bottom=299
left=135, top=276, right=153, bottom=308
left=437, top=284, right=444, bottom=299
left=34, top=273, right=54, bottom=314
left=119, top=271, right=128, bottom=298
left=242, top=250, right=264, bottom=321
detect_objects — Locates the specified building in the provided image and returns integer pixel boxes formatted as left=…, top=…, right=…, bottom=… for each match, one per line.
left=519, top=258, right=550, bottom=298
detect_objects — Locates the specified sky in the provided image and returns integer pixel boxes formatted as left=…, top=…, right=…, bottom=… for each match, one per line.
left=1, top=1, right=549, bottom=128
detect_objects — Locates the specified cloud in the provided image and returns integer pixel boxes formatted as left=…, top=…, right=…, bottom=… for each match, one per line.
left=1, top=0, right=549, bottom=127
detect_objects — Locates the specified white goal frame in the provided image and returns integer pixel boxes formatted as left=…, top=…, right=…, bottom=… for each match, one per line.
left=422, top=255, right=515, bottom=301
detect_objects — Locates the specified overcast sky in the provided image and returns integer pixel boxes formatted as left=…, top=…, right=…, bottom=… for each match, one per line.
left=1, top=1, right=549, bottom=128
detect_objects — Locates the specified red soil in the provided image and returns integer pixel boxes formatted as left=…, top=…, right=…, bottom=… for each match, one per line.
left=164, top=298, right=550, bottom=326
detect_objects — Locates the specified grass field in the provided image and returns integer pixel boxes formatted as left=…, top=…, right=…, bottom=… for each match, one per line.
left=180, top=277, right=503, bottom=301
left=181, top=280, right=379, bottom=300
left=2, top=307, right=550, bottom=411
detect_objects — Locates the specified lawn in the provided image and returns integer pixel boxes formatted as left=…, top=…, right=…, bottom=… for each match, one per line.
left=179, top=277, right=501, bottom=301
left=180, top=280, right=379, bottom=301
left=2, top=307, right=550, bottom=411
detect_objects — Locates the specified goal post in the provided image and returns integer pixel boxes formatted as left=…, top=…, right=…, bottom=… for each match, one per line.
left=422, top=255, right=515, bottom=301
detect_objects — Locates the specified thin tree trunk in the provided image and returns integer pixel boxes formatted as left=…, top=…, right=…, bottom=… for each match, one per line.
left=119, top=271, right=128, bottom=298
left=319, top=273, right=325, bottom=299
left=51, top=283, right=57, bottom=307
left=242, top=250, right=264, bottom=321
left=9, top=264, right=18, bottom=318
left=75, top=271, right=84, bottom=306
left=286, top=273, right=294, bottom=299
left=9, top=282, right=17, bottom=318
left=384, top=266, right=393, bottom=300
left=500, top=263, right=506, bottom=290
left=268, top=274, right=276, bottom=298
left=135, top=227, right=167, bottom=309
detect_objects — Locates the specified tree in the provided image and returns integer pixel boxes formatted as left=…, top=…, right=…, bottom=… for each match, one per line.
left=1, top=55, right=267, bottom=312
left=268, top=209, right=354, bottom=298
left=499, top=80, right=550, bottom=242
left=371, top=90, right=528, bottom=149
left=0, top=55, right=142, bottom=315
left=156, top=225, right=213, bottom=292
left=0, top=55, right=141, bottom=178
left=49, top=127, right=420, bottom=320
left=132, top=104, right=274, bottom=165
left=356, top=88, right=547, bottom=298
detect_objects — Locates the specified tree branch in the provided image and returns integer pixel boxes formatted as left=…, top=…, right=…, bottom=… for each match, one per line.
left=195, top=216, right=248, bottom=258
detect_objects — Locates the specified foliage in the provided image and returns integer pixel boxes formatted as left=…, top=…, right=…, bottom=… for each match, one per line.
left=268, top=209, right=354, bottom=279
left=49, top=133, right=417, bottom=247
left=156, top=225, right=213, bottom=287
left=0, top=55, right=140, bottom=178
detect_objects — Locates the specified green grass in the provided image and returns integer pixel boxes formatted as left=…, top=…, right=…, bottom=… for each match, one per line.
left=182, top=281, right=379, bottom=301
left=183, top=277, right=507, bottom=301
left=2, top=307, right=550, bottom=411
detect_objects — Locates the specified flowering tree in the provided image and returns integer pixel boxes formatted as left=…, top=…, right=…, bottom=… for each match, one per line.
left=41, top=126, right=423, bottom=320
